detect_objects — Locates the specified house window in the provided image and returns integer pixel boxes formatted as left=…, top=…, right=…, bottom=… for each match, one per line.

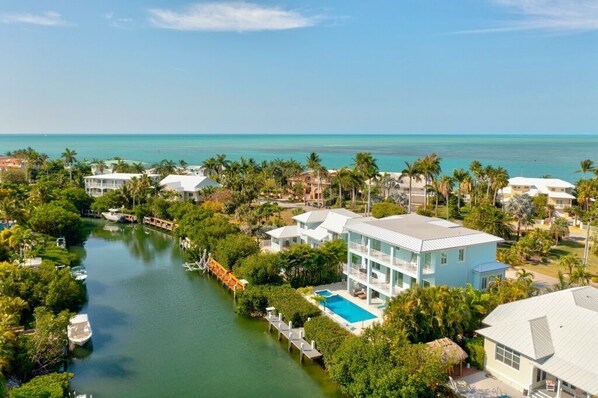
left=458, top=248, right=465, bottom=262
left=423, top=280, right=431, bottom=288
left=410, top=278, right=417, bottom=289
left=481, top=276, right=488, bottom=290
left=495, top=344, right=520, bottom=370
left=372, top=262, right=381, bottom=271
left=393, top=271, right=403, bottom=286
left=424, top=253, right=432, bottom=266
left=440, top=251, right=447, bottom=265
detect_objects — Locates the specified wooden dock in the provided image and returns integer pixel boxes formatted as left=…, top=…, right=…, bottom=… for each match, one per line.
left=142, top=216, right=177, bottom=231
left=122, top=214, right=137, bottom=223
left=206, top=258, right=246, bottom=294
left=266, top=313, right=322, bottom=363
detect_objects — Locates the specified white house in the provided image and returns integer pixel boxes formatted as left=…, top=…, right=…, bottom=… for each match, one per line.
left=84, top=173, right=159, bottom=197
left=477, top=287, right=598, bottom=398
left=501, top=177, right=576, bottom=212
left=159, top=175, right=221, bottom=202
left=266, top=208, right=365, bottom=252
left=344, top=214, right=508, bottom=304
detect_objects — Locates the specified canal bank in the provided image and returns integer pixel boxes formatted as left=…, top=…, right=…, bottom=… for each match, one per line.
left=68, top=221, right=343, bottom=397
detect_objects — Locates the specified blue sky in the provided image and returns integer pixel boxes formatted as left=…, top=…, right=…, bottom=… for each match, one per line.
left=1, top=0, right=597, bottom=134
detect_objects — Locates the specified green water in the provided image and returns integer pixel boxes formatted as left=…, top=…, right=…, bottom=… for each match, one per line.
left=68, top=221, right=343, bottom=397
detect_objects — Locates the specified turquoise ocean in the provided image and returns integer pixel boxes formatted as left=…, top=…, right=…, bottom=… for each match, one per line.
left=1, top=134, right=596, bottom=182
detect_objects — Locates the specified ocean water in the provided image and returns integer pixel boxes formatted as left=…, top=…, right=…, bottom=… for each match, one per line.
left=1, top=134, right=596, bottom=182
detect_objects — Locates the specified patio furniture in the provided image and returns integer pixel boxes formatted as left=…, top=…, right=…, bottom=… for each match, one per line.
left=456, top=380, right=472, bottom=394
left=546, top=379, right=556, bottom=392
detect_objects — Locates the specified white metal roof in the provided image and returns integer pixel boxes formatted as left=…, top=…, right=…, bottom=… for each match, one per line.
left=318, top=211, right=365, bottom=234
left=84, top=173, right=159, bottom=180
left=477, top=287, right=598, bottom=394
left=266, top=225, right=300, bottom=239
left=293, top=208, right=360, bottom=224
left=160, top=175, right=220, bottom=192
left=347, top=214, right=503, bottom=253
left=303, top=227, right=329, bottom=241
left=509, top=177, right=575, bottom=189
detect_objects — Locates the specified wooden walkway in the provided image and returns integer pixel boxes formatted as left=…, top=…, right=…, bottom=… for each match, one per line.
left=142, top=216, right=177, bottom=231
left=206, top=258, right=246, bottom=293
left=266, top=313, right=322, bottom=363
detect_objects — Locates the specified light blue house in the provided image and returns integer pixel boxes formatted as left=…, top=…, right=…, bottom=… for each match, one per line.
left=344, top=214, right=508, bottom=305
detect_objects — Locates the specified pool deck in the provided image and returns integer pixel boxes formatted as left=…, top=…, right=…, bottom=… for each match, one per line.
left=311, top=282, right=384, bottom=335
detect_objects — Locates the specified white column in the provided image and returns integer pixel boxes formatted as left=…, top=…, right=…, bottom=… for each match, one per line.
left=556, top=379, right=561, bottom=398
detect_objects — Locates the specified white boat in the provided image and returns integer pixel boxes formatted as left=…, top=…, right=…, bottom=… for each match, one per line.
left=70, top=266, right=88, bottom=284
left=101, top=208, right=124, bottom=223
left=67, top=314, right=93, bottom=346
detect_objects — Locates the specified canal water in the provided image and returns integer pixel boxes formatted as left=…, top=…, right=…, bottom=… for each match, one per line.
left=68, top=221, right=343, bottom=397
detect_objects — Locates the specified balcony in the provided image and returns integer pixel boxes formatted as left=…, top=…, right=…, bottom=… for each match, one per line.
left=349, top=241, right=367, bottom=253
left=369, top=276, right=391, bottom=295
left=422, top=265, right=434, bottom=275
left=343, top=264, right=368, bottom=284
left=370, top=248, right=391, bottom=264
left=393, top=258, right=418, bottom=275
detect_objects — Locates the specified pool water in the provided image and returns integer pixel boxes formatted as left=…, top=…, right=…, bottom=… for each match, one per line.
left=315, top=291, right=377, bottom=323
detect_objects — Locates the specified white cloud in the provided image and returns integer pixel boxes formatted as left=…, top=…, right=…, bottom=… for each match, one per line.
left=0, top=11, right=67, bottom=27
left=148, top=2, right=320, bottom=32
left=459, top=0, right=598, bottom=34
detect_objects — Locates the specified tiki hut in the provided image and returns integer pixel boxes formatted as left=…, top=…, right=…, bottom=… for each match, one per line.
left=426, top=337, right=468, bottom=376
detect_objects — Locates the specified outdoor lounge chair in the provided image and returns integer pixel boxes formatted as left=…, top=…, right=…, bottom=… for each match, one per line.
left=546, top=379, right=556, bottom=392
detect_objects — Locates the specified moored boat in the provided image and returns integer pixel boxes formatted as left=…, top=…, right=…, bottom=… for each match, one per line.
left=101, top=208, right=124, bottom=222
left=70, top=266, right=88, bottom=284
left=68, top=314, right=93, bottom=347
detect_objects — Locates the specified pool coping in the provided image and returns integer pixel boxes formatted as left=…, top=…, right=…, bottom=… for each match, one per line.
left=307, top=282, right=384, bottom=335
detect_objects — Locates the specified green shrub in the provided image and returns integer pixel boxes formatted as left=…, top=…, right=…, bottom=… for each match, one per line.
left=235, top=253, right=283, bottom=285
left=9, top=372, right=73, bottom=398
left=214, top=234, right=260, bottom=270
left=236, top=286, right=269, bottom=317
left=267, top=286, right=320, bottom=327
left=304, top=316, right=351, bottom=366
left=371, top=202, right=406, bottom=218
left=465, top=336, right=485, bottom=370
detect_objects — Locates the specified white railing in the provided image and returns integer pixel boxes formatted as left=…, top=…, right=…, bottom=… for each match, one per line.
left=370, top=248, right=391, bottom=264
left=369, top=277, right=391, bottom=295
left=344, top=265, right=368, bottom=283
left=422, top=265, right=434, bottom=275
left=349, top=241, right=367, bottom=253
left=393, top=258, right=418, bottom=275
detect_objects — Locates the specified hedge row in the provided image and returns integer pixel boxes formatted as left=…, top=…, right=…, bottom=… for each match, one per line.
left=303, top=316, right=351, bottom=366
left=236, top=285, right=320, bottom=327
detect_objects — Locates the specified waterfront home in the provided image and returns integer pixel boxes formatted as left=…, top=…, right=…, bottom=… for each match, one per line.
left=266, top=208, right=364, bottom=252
left=84, top=173, right=159, bottom=197
left=159, top=175, right=220, bottom=202
left=0, top=157, right=27, bottom=180
left=288, top=170, right=335, bottom=206
left=89, top=159, right=144, bottom=175
left=501, top=177, right=575, bottom=213
left=344, top=214, right=507, bottom=304
left=476, top=286, right=598, bottom=398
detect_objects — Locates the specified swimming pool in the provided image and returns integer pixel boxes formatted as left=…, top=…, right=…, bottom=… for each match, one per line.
left=315, top=290, right=377, bottom=323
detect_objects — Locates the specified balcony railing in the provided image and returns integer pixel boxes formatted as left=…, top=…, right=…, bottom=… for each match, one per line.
left=370, top=248, right=391, bottom=264
left=422, top=265, right=434, bottom=275
left=369, top=277, right=391, bottom=294
left=343, top=264, right=368, bottom=283
left=393, top=258, right=418, bottom=275
left=349, top=241, right=367, bottom=253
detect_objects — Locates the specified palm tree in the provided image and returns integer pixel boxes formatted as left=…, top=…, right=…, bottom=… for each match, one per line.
left=153, top=159, right=177, bottom=177
left=452, top=169, right=469, bottom=213
left=401, top=161, right=421, bottom=213
left=559, top=253, right=581, bottom=276
left=491, top=167, right=510, bottom=205
left=306, top=152, right=327, bottom=207
left=94, top=160, right=107, bottom=174
left=417, top=153, right=442, bottom=207
left=378, top=173, right=399, bottom=200
left=570, top=265, right=592, bottom=286
left=332, top=167, right=351, bottom=206
left=550, top=217, right=569, bottom=245
left=61, top=148, right=77, bottom=181
left=506, top=194, right=535, bottom=239
left=214, top=154, right=230, bottom=180
left=353, top=152, right=379, bottom=215
left=438, top=176, right=454, bottom=220
left=576, top=159, right=595, bottom=177
left=131, top=163, right=145, bottom=173
left=469, top=160, right=484, bottom=205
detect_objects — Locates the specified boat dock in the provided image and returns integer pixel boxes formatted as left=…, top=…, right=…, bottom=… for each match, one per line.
left=206, top=258, right=246, bottom=294
left=122, top=214, right=137, bottom=223
left=265, top=311, right=322, bottom=363
left=142, top=216, right=177, bottom=231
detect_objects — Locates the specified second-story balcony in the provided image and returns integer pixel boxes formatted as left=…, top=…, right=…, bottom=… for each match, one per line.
left=393, top=258, right=418, bottom=275
left=370, top=248, right=391, bottom=264
left=343, top=264, right=368, bottom=284
left=422, top=265, right=434, bottom=275
left=349, top=241, right=367, bottom=253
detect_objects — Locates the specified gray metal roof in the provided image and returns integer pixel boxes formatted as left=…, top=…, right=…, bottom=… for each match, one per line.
left=293, top=208, right=360, bottom=224
left=472, top=261, right=510, bottom=273
left=477, top=287, right=598, bottom=394
left=266, top=225, right=300, bottom=239
left=347, top=214, right=503, bottom=253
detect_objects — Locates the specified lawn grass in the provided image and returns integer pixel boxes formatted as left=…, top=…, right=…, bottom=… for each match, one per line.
left=522, top=238, right=598, bottom=279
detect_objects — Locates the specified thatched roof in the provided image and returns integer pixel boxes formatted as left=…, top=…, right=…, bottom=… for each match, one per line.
left=426, top=337, right=468, bottom=363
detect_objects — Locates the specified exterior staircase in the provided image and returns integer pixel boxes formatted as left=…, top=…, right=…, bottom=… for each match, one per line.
left=530, top=390, right=553, bottom=398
